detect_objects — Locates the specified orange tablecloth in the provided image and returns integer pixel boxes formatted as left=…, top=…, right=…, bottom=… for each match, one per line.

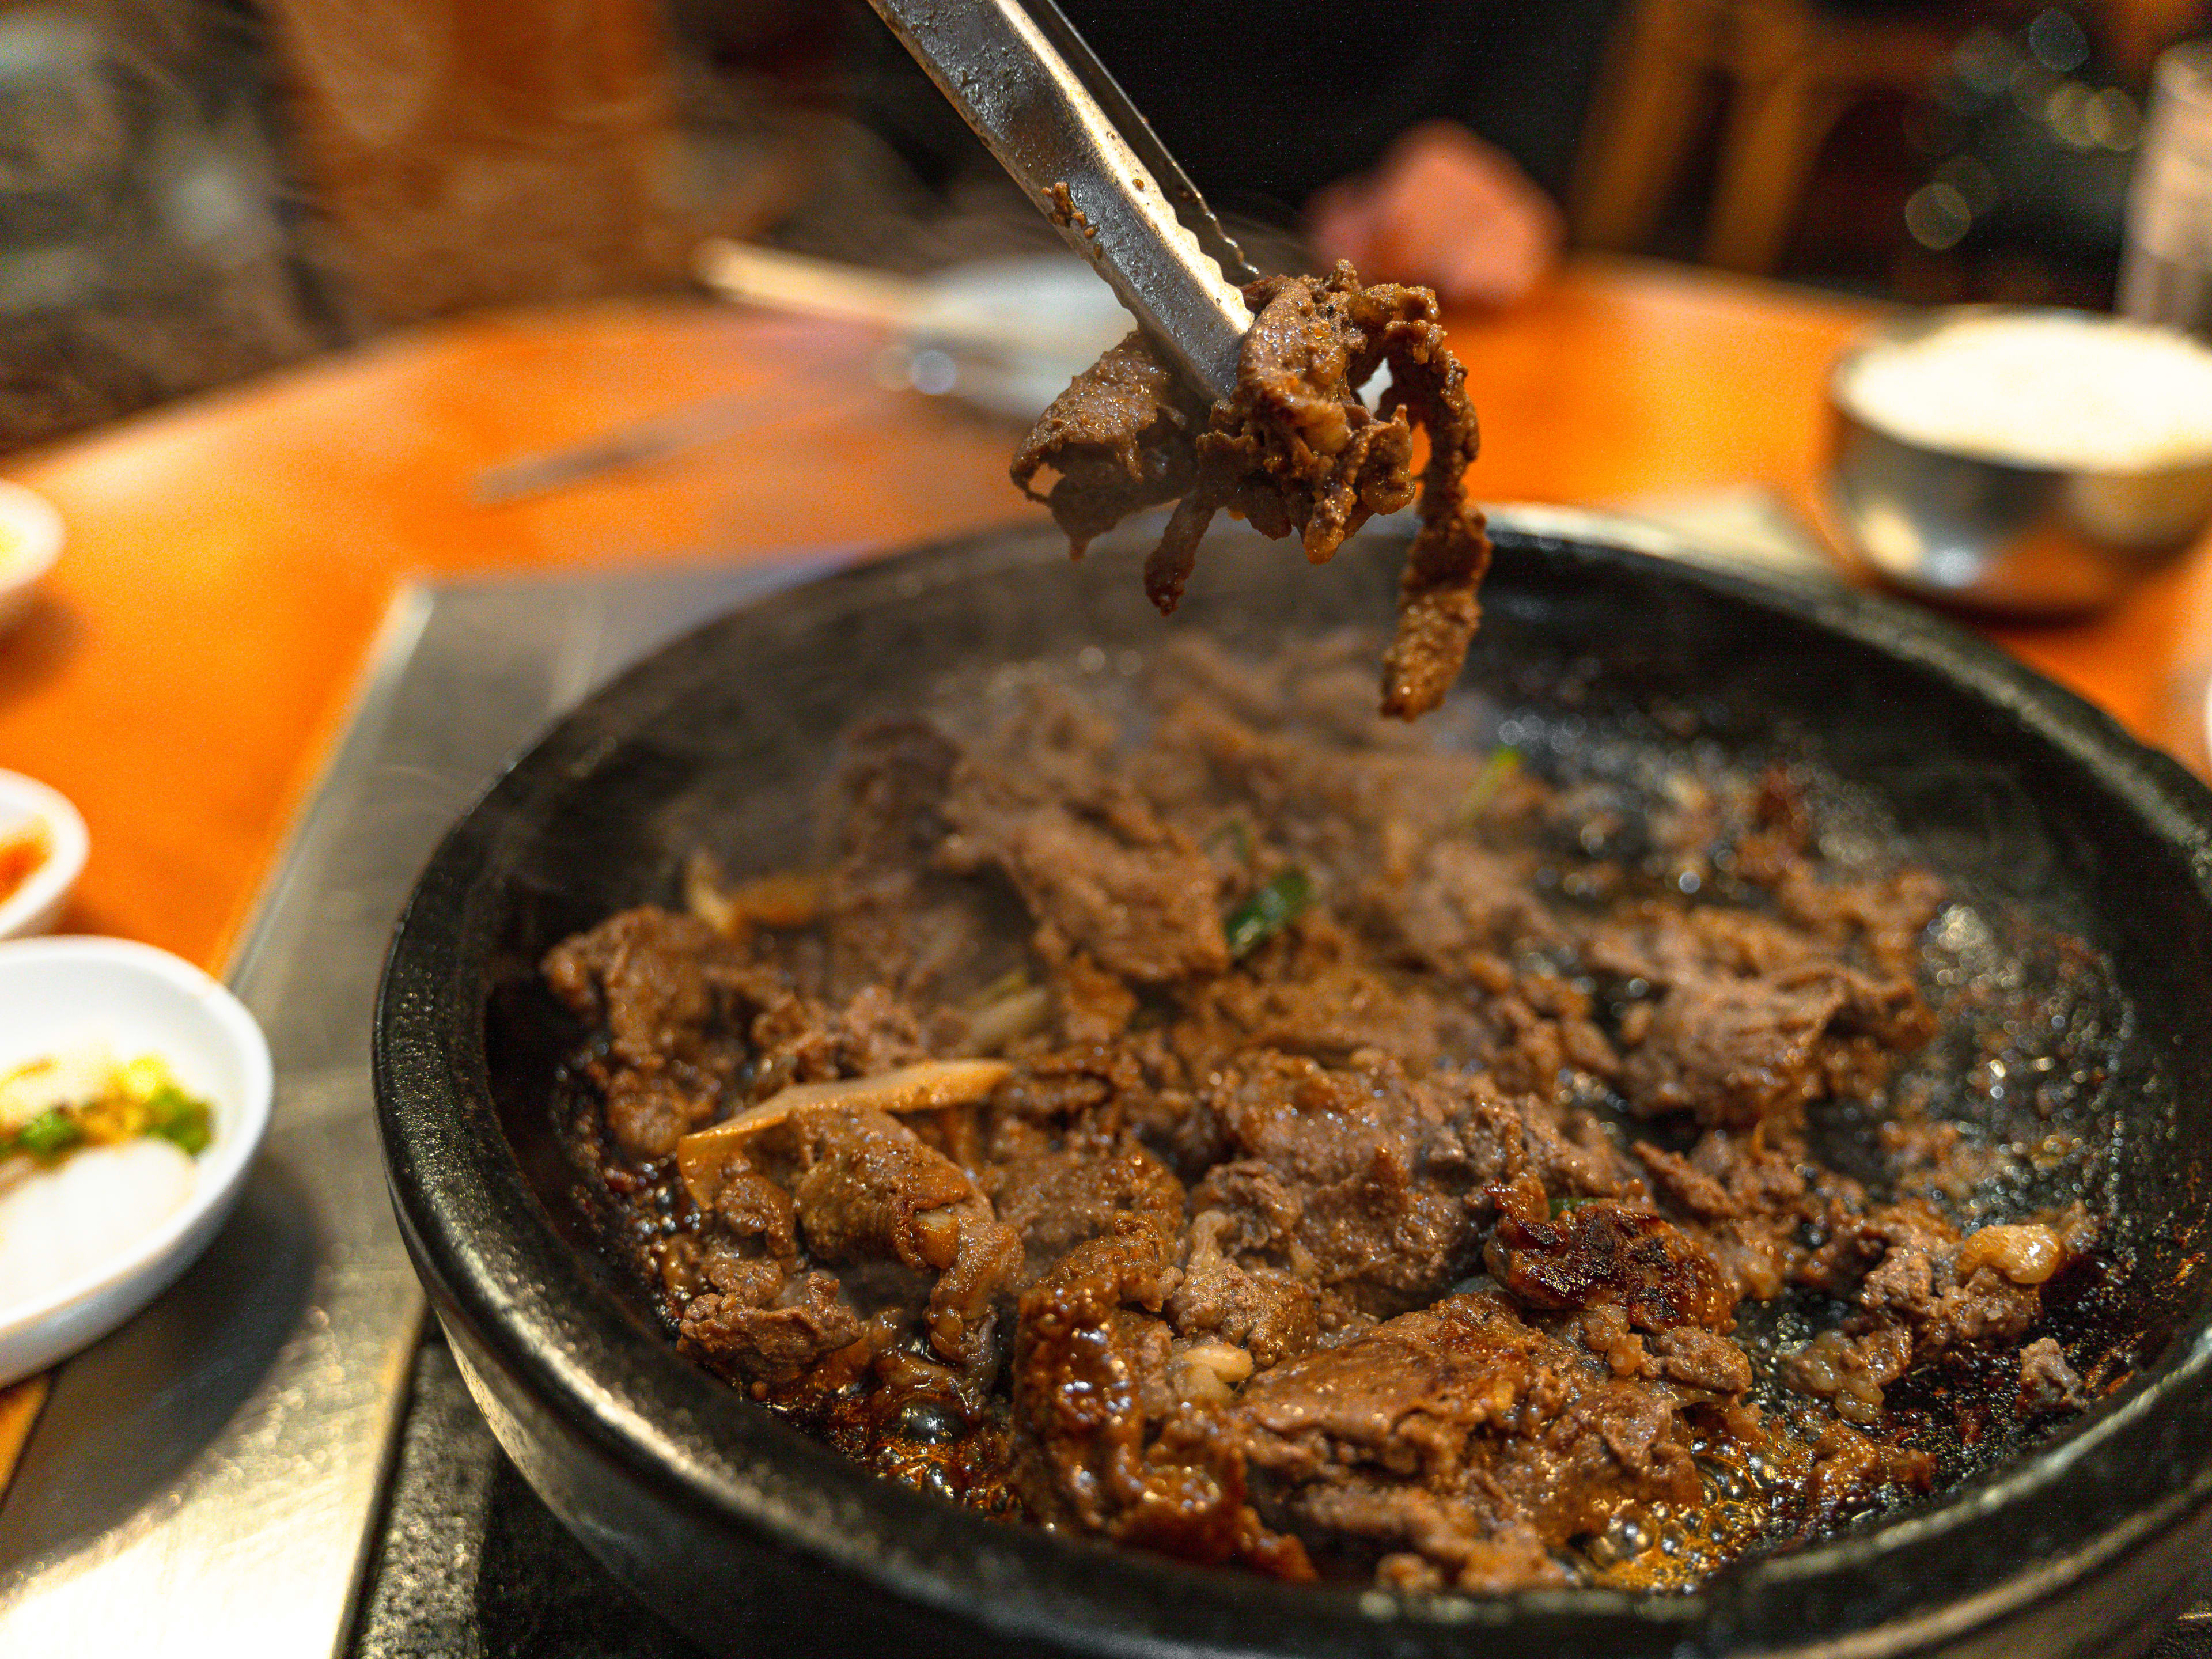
left=2, top=255, right=2206, bottom=977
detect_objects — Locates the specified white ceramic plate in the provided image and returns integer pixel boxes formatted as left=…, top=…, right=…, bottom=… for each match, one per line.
left=903, top=255, right=1136, bottom=422
left=0, top=937, right=272, bottom=1384
left=0, top=479, right=62, bottom=635
left=0, top=771, right=88, bottom=940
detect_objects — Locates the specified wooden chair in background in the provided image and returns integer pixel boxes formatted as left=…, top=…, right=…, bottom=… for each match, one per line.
left=2107, top=0, right=2207, bottom=70
left=255, top=0, right=825, bottom=329
left=259, top=0, right=682, bottom=327
left=1573, top=0, right=2205, bottom=277
left=1574, top=0, right=1957, bottom=274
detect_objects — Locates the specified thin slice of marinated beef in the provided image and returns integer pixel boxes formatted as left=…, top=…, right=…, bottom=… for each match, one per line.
left=1188, top=1052, right=1502, bottom=1320
left=679, top=1270, right=863, bottom=1384
left=543, top=906, right=770, bottom=1157
left=1009, top=1220, right=1316, bottom=1578
left=763, top=1105, right=1022, bottom=1374
left=1600, top=908, right=1935, bottom=1129
left=1483, top=1172, right=1738, bottom=1334
left=936, top=692, right=1229, bottom=983
left=1229, top=1291, right=1703, bottom=1592
left=822, top=720, right=993, bottom=1001
left=984, top=1130, right=1185, bottom=1282
left=1168, top=1207, right=1321, bottom=1369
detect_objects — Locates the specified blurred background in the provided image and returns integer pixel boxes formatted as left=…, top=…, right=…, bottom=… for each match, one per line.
left=0, top=0, right=2203, bottom=453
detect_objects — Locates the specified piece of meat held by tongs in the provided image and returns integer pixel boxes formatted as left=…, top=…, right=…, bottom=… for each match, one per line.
left=865, top=1, right=1493, bottom=719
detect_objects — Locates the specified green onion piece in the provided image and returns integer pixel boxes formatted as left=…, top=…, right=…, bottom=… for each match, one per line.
left=964, top=967, right=1031, bottom=1009
left=143, top=1086, right=214, bottom=1156
left=1224, top=868, right=1315, bottom=959
left=1453, top=747, right=1522, bottom=827
left=16, top=1108, right=83, bottom=1159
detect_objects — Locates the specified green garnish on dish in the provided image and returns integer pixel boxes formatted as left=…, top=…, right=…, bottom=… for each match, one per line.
left=1224, top=868, right=1315, bottom=959
left=0, top=1050, right=215, bottom=1165
left=13, top=1107, right=81, bottom=1158
left=1451, top=745, right=1522, bottom=827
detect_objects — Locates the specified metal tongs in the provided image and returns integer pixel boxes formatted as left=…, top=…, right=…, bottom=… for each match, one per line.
left=865, top=0, right=1258, bottom=404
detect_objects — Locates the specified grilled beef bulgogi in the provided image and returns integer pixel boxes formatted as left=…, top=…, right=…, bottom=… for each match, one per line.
left=541, top=637, right=2113, bottom=1594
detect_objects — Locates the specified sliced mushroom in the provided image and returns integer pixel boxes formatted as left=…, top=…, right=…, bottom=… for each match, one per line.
left=676, top=1059, right=1012, bottom=1206
left=683, top=850, right=826, bottom=940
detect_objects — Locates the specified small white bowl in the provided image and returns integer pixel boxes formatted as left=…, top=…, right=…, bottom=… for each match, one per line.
left=0, top=771, right=86, bottom=940
left=0, top=937, right=273, bottom=1384
left=0, top=480, right=62, bottom=634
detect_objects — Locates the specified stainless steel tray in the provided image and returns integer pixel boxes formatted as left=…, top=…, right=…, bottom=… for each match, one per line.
left=0, top=554, right=839, bottom=1657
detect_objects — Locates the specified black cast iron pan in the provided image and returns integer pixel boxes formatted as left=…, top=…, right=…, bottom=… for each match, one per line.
left=373, top=516, right=2212, bottom=1658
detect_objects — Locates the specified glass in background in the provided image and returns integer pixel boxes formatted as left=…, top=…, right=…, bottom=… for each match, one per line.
left=2121, top=39, right=2212, bottom=338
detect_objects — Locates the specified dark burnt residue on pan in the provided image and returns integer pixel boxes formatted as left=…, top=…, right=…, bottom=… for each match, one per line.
left=534, top=633, right=2155, bottom=1596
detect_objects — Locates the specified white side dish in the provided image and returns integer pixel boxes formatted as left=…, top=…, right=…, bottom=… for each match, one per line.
left=1838, top=311, right=2212, bottom=473
left=0, top=1138, right=198, bottom=1300
left=0, top=938, right=271, bottom=1385
left=0, top=770, right=87, bottom=941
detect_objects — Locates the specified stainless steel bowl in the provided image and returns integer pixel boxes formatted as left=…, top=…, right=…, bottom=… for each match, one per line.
left=1825, top=306, right=2212, bottom=616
